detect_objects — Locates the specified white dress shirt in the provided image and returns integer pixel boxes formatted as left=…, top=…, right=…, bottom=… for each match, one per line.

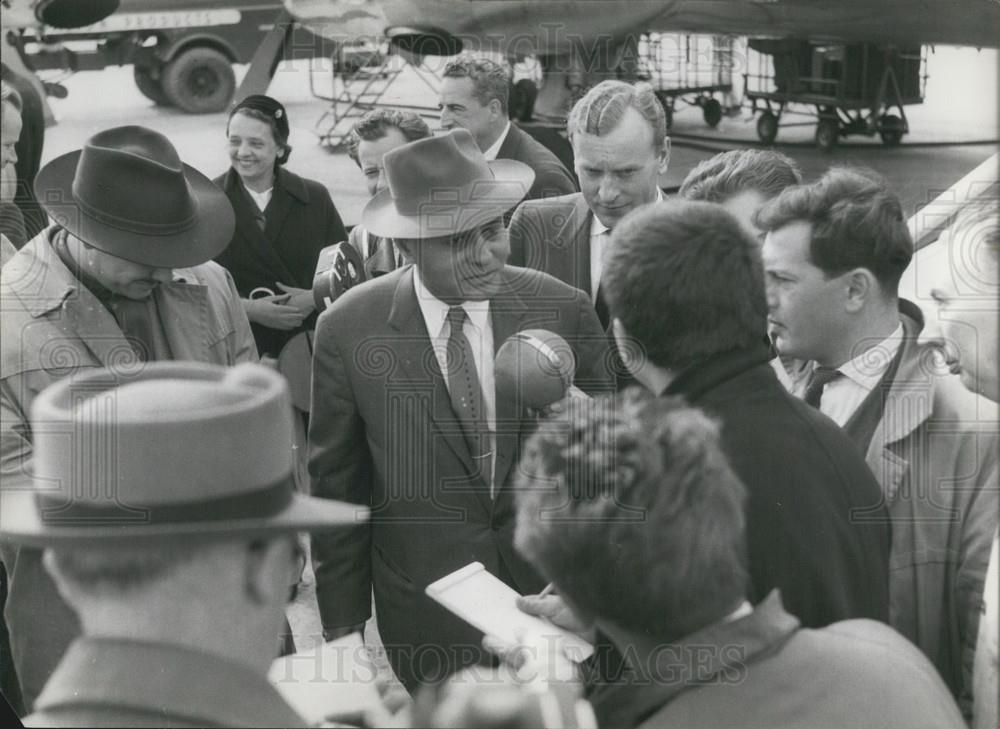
left=414, top=274, right=498, bottom=493
left=589, top=187, right=664, bottom=300
left=805, top=323, right=904, bottom=426
left=482, top=121, right=511, bottom=161
left=246, top=186, right=273, bottom=212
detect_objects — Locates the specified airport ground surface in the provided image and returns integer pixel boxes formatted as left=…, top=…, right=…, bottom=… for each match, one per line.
left=32, top=46, right=998, bottom=696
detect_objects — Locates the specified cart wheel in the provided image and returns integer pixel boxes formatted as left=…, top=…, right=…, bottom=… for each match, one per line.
left=815, top=117, right=839, bottom=153
left=162, top=46, right=235, bottom=114
left=702, top=98, right=723, bottom=128
left=879, top=114, right=905, bottom=146
left=133, top=64, right=171, bottom=106
left=756, top=111, right=778, bottom=144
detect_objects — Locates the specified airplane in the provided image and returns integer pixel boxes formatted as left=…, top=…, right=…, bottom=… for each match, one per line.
left=284, top=0, right=1000, bottom=142
left=285, top=1, right=1000, bottom=59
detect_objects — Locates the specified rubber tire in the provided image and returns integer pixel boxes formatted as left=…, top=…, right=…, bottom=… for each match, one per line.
left=702, top=97, right=723, bottom=128
left=133, top=64, right=171, bottom=106
left=161, top=46, right=235, bottom=114
left=879, top=114, right=905, bottom=146
left=756, top=111, right=778, bottom=144
left=815, top=117, right=839, bottom=153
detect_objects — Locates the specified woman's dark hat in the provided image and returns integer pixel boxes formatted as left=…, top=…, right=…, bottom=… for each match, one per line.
left=361, top=129, right=534, bottom=240
left=34, top=125, right=235, bottom=268
left=231, top=94, right=290, bottom=140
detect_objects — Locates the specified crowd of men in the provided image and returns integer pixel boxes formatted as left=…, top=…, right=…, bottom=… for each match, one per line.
left=0, top=53, right=997, bottom=728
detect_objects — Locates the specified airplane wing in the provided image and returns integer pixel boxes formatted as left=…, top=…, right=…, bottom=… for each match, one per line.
left=286, top=1, right=1000, bottom=53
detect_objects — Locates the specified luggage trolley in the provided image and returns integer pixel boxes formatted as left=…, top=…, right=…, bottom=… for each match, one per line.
left=744, top=40, right=927, bottom=152
left=638, top=33, right=736, bottom=131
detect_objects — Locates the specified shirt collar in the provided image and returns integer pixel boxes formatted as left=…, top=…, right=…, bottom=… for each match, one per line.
left=590, top=187, right=665, bottom=237
left=829, top=322, right=904, bottom=390
left=413, top=270, right=491, bottom=338
left=482, top=121, right=512, bottom=161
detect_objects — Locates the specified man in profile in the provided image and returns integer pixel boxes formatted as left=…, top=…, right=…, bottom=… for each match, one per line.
left=758, top=169, right=998, bottom=709
left=917, top=201, right=998, bottom=729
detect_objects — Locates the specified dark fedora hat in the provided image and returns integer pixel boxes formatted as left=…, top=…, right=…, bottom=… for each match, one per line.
left=34, top=125, right=235, bottom=268
left=361, top=128, right=534, bottom=240
left=0, top=361, right=367, bottom=546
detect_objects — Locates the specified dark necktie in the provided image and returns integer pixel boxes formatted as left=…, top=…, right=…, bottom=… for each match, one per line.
left=445, top=306, right=492, bottom=484
left=594, top=284, right=610, bottom=330
left=804, top=366, right=841, bottom=409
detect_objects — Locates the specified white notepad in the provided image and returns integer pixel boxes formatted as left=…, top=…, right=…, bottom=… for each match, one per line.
left=426, top=562, right=595, bottom=662
left=269, top=632, right=383, bottom=724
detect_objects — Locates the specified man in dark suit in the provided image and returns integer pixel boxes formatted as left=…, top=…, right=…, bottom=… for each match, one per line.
left=508, top=80, right=668, bottom=331
left=439, top=55, right=576, bottom=203
left=308, top=129, right=611, bottom=691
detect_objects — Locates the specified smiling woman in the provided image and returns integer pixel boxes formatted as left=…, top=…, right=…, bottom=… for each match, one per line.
left=212, top=94, right=347, bottom=360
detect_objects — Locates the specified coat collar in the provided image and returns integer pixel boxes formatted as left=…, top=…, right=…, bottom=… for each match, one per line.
left=220, top=168, right=298, bottom=285
left=663, top=343, right=775, bottom=403
left=2, top=230, right=214, bottom=368
left=555, top=193, right=593, bottom=294
left=34, top=638, right=308, bottom=728
left=598, top=591, right=800, bottom=728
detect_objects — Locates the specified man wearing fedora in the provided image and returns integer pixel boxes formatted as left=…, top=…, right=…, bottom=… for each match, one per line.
left=0, top=362, right=365, bottom=727
left=0, top=125, right=256, bottom=710
left=308, top=128, right=612, bottom=690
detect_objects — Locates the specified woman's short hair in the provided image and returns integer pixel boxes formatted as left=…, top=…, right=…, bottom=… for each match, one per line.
left=567, top=80, right=668, bottom=153
left=680, top=149, right=802, bottom=203
left=345, top=108, right=432, bottom=166
left=514, top=391, right=749, bottom=639
left=1, top=80, right=22, bottom=113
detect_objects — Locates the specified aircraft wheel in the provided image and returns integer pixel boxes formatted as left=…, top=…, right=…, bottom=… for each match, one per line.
left=162, top=46, right=235, bottom=114
left=879, top=114, right=905, bottom=146
left=133, top=64, right=171, bottom=106
left=815, top=117, right=839, bottom=153
left=756, top=111, right=778, bottom=144
left=702, top=97, right=723, bottom=128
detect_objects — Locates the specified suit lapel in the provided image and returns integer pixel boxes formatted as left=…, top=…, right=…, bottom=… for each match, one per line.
left=155, top=280, right=212, bottom=363
left=387, top=270, right=484, bottom=497
left=560, top=195, right=592, bottom=296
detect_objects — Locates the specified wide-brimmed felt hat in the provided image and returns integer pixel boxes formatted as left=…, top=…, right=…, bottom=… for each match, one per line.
left=34, top=125, right=235, bottom=268
left=0, top=362, right=367, bottom=546
left=361, top=128, right=534, bottom=240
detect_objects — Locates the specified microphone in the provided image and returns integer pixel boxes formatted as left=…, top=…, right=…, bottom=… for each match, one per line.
left=495, top=330, right=575, bottom=410
left=312, top=242, right=367, bottom=312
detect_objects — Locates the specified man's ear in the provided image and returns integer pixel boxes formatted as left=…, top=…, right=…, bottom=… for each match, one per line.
left=844, top=268, right=877, bottom=313
left=656, top=137, right=671, bottom=175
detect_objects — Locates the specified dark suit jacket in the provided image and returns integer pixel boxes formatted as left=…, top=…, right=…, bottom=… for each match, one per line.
left=497, top=123, right=577, bottom=202
left=508, top=192, right=592, bottom=296
left=214, top=167, right=347, bottom=357
left=308, top=265, right=612, bottom=689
